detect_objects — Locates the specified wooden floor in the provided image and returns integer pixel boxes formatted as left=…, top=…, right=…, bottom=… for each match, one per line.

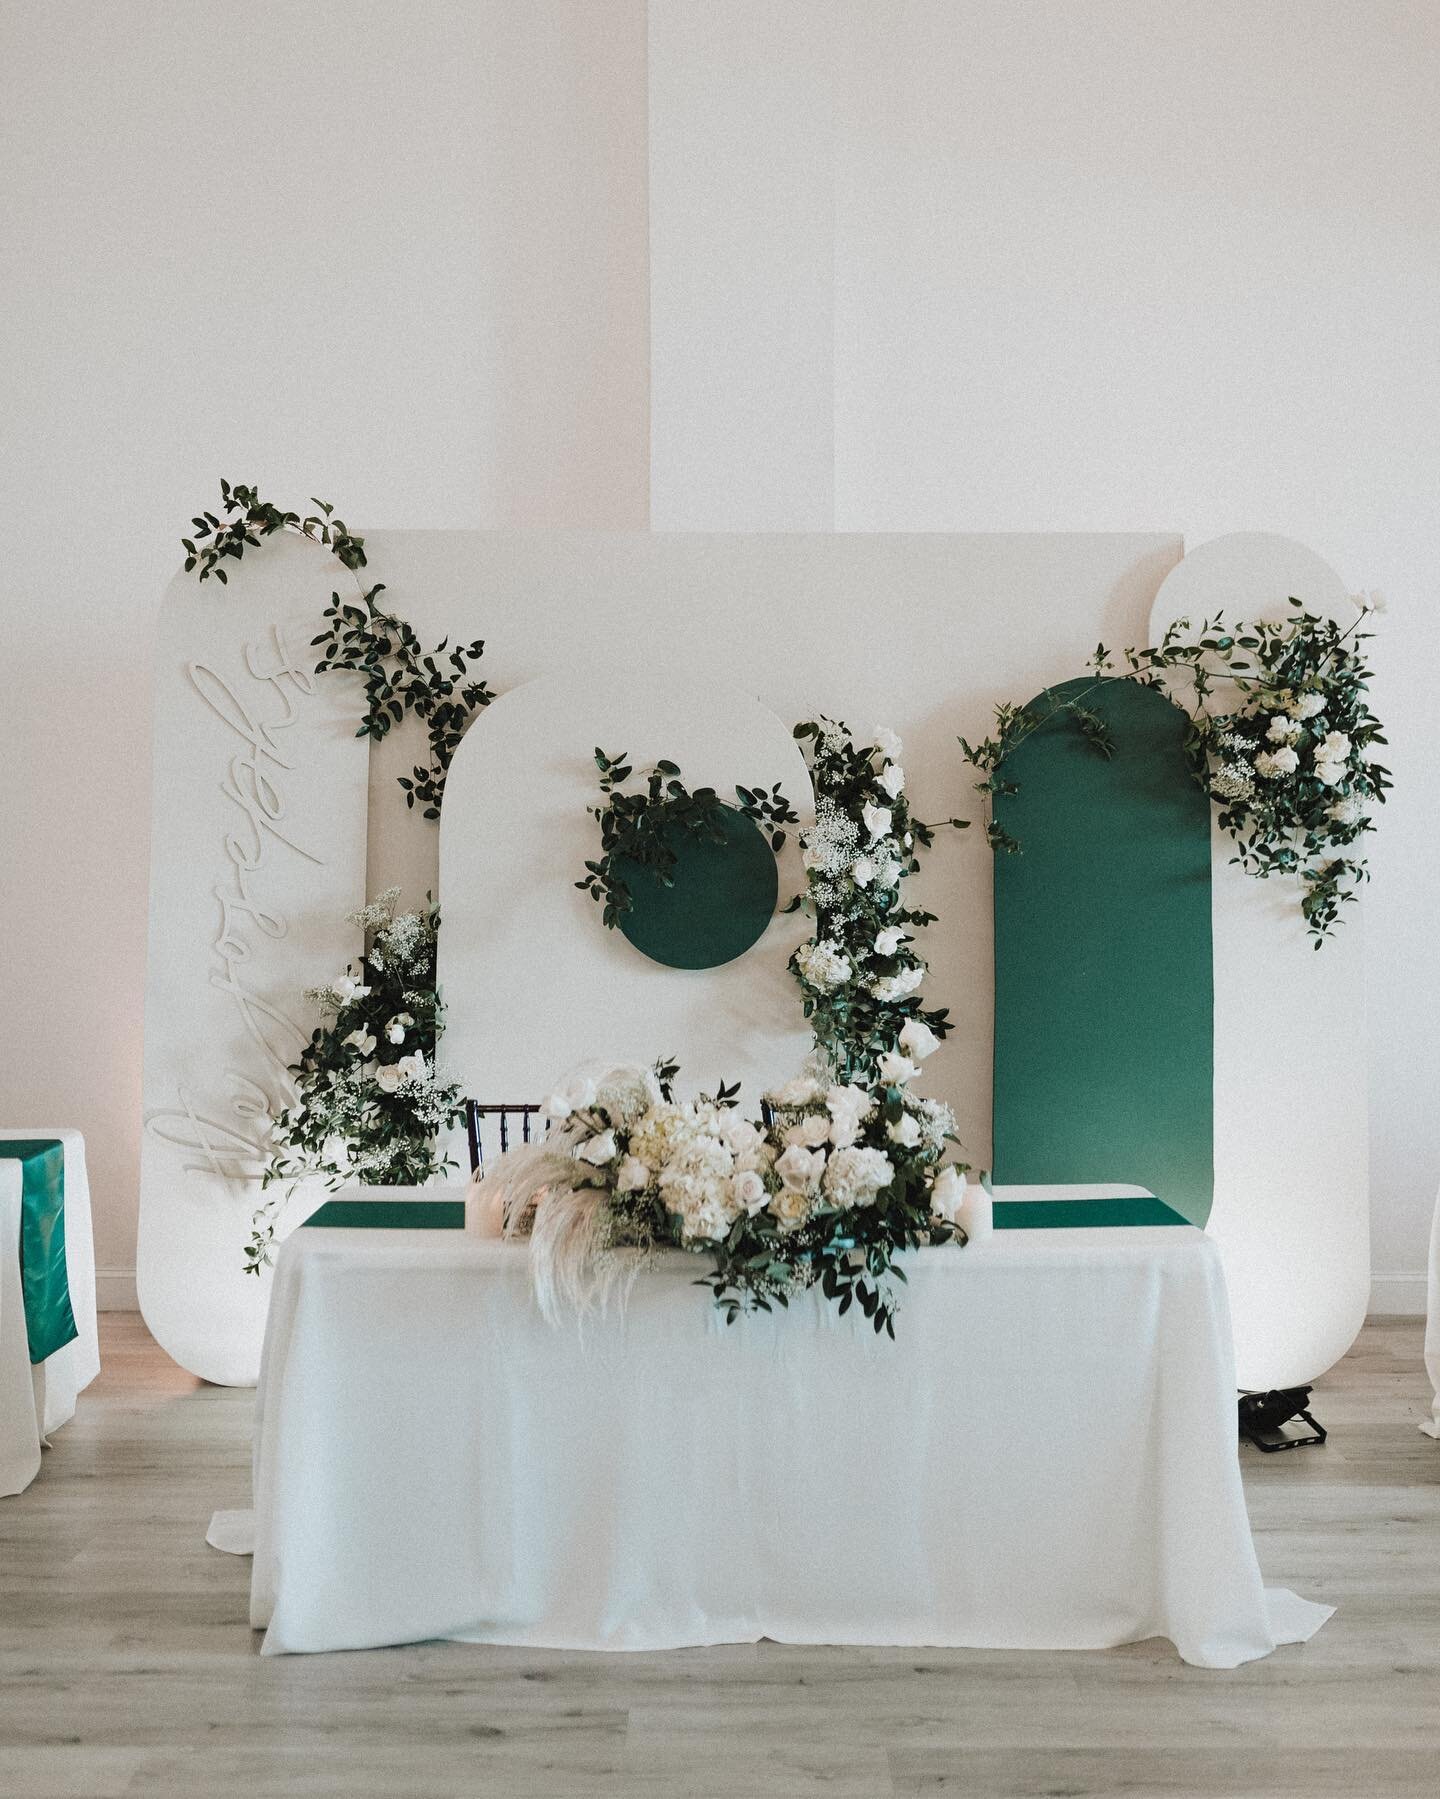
left=1, top=1318, right=1437, bottom=1799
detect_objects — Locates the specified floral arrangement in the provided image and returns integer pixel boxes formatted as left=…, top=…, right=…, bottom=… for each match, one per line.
left=479, top=1034, right=971, bottom=1335
left=578, top=749, right=796, bottom=928
left=243, top=889, right=467, bottom=1273
left=960, top=599, right=1389, bottom=942
left=787, top=720, right=966, bottom=1083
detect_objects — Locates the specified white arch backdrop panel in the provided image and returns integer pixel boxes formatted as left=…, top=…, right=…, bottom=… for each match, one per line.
left=437, top=672, right=813, bottom=1117
left=366, top=529, right=1183, bottom=1172
left=140, top=539, right=368, bottom=1385
left=1149, top=533, right=1369, bottom=1391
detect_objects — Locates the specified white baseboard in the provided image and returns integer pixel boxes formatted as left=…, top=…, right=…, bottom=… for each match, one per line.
left=1369, top=1272, right=1428, bottom=1317
left=95, top=1266, right=138, bottom=1311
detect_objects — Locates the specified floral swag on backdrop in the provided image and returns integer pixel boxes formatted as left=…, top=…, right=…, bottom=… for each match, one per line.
left=960, top=597, right=1389, bottom=943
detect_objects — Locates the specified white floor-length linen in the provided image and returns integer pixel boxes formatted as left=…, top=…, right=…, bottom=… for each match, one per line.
left=245, top=1215, right=1329, bottom=1666
left=1423, top=1182, right=1440, bottom=1438
left=0, top=1130, right=100, bottom=1496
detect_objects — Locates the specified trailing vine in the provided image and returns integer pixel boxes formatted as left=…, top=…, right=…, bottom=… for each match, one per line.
left=959, top=599, right=1390, bottom=942
left=577, top=749, right=797, bottom=928
left=182, top=480, right=492, bottom=815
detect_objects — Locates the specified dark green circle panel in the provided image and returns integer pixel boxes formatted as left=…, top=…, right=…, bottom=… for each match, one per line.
left=617, top=804, right=777, bottom=969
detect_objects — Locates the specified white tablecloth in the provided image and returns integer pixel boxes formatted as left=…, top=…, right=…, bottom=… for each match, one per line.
left=244, top=1206, right=1329, bottom=1666
left=1, top=1130, right=100, bottom=1497
left=1423, top=1182, right=1440, bottom=1438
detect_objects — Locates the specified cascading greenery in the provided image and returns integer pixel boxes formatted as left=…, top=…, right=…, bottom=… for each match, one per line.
left=183, top=480, right=492, bottom=816
left=786, top=719, right=967, bottom=1084
left=958, top=599, right=1390, bottom=943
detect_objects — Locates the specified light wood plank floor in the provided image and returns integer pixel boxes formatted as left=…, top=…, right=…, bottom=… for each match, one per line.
left=1, top=1315, right=1437, bottom=1799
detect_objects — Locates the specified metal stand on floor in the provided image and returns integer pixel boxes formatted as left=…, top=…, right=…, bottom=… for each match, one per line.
left=1238, top=1387, right=1327, bottom=1452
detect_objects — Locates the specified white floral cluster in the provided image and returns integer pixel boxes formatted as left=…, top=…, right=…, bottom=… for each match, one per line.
left=790, top=722, right=952, bottom=1082
left=1211, top=691, right=1367, bottom=828
left=540, top=1021, right=967, bottom=1268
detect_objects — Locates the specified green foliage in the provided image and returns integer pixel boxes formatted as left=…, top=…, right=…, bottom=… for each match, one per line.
left=576, top=749, right=797, bottom=930
left=959, top=605, right=1390, bottom=942
left=243, top=890, right=467, bottom=1274
left=312, top=586, right=492, bottom=819
left=183, top=481, right=492, bottom=817
left=182, top=481, right=366, bottom=584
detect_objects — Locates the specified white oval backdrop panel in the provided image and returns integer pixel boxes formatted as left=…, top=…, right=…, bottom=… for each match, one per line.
left=140, top=539, right=369, bottom=1386
left=437, top=669, right=813, bottom=1124
left=1149, top=532, right=1369, bottom=1391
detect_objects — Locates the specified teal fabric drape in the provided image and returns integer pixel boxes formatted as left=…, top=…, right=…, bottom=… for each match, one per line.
left=1, top=1139, right=79, bottom=1363
left=303, top=1199, right=466, bottom=1230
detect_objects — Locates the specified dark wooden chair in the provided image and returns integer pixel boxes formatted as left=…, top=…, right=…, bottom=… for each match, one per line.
left=464, top=1101, right=547, bottom=1176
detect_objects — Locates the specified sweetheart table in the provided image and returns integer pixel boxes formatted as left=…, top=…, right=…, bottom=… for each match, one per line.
left=239, top=1190, right=1330, bottom=1666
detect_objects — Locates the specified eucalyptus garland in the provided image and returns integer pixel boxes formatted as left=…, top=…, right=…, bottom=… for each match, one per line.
left=182, top=480, right=492, bottom=815
left=577, top=749, right=797, bottom=928
left=959, top=599, right=1390, bottom=943
left=788, top=719, right=967, bottom=1084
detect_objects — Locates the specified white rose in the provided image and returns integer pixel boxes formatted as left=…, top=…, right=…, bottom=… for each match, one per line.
left=577, top=1129, right=618, bottom=1166
left=615, top=1155, right=650, bottom=1193
left=385, top=1020, right=407, bottom=1045
left=929, top=1164, right=965, bottom=1226
left=769, top=1186, right=812, bottom=1232
left=544, top=1074, right=598, bottom=1120
left=801, top=844, right=827, bottom=871
left=898, top=1019, right=942, bottom=1061
left=886, top=1113, right=923, bottom=1149
left=730, top=1169, right=769, bottom=1215
left=1258, top=745, right=1299, bottom=778
left=873, top=726, right=903, bottom=761
left=718, top=1113, right=765, bottom=1157
left=334, top=974, right=370, bottom=1003
left=344, top=1028, right=376, bottom=1057
left=851, top=857, right=876, bottom=888
left=862, top=802, right=893, bottom=841
left=375, top=1063, right=404, bottom=1095
left=775, top=1144, right=824, bottom=1193
left=1313, top=759, right=1345, bottom=787
left=879, top=763, right=905, bottom=799
left=397, top=1051, right=426, bottom=1082
left=874, top=925, right=905, bottom=956
left=1318, top=731, right=1351, bottom=763
left=1266, top=715, right=1302, bottom=745
left=770, top=1075, right=823, bottom=1108
left=786, top=1112, right=832, bottom=1149
left=877, top=1050, right=917, bottom=1086
left=1288, top=692, right=1326, bottom=720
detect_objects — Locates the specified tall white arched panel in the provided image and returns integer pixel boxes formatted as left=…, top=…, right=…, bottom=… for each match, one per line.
left=1149, top=533, right=1369, bottom=1391
left=140, top=539, right=369, bottom=1385
left=437, top=669, right=813, bottom=1119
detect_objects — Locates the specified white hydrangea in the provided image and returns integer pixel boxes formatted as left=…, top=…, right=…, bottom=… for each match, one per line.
left=768, top=1075, right=823, bottom=1108
left=870, top=965, right=925, bottom=1002
left=1327, top=795, right=1365, bottom=827
left=795, top=939, right=853, bottom=993
left=823, top=1146, right=894, bottom=1209
left=1288, top=691, right=1327, bottom=720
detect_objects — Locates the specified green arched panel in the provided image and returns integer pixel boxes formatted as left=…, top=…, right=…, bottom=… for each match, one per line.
left=991, top=677, right=1214, bottom=1224
left=618, top=804, right=777, bottom=970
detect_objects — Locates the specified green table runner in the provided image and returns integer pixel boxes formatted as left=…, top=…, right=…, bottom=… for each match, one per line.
left=303, top=1199, right=466, bottom=1230
left=1, top=1139, right=79, bottom=1364
left=301, top=1196, right=1188, bottom=1235
left=993, top=1196, right=1187, bottom=1230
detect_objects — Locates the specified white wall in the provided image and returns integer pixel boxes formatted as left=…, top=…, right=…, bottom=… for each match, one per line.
left=3, top=0, right=1436, bottom=1309
left=0, top=0, right=649, bottom=1305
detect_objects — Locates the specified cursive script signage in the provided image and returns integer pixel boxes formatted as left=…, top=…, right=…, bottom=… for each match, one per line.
left=140, top=539, right=368, bottom=1384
